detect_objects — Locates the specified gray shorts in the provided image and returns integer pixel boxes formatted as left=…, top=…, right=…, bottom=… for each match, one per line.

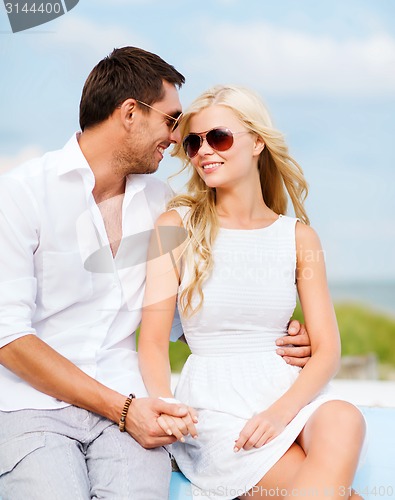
left=0, top=406, right=171, bottom=500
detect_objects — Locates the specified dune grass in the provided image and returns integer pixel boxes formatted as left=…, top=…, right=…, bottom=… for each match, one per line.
left=292, top=302, right=395, bottom=366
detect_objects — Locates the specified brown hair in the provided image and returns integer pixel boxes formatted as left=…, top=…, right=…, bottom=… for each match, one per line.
left=79, top=46, right=185, bottom=131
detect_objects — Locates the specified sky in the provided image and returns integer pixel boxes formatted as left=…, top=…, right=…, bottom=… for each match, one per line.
left=0, top=0, right=394, bottom=282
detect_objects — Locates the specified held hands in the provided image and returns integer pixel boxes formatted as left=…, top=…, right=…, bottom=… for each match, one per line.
left=157, top=403, right=199, bottom=442
left=233, top=407, right=287, bottom=453
left=124, top=397, right=191, bottom=449
left=276, top=319, right=311, bottom=367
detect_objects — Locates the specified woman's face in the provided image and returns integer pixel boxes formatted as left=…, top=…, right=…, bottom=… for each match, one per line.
left=186, top=105, right=264, bottom=190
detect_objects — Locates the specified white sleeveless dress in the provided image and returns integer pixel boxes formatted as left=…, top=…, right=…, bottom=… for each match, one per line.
left=170, top=208, right=345, bottom=498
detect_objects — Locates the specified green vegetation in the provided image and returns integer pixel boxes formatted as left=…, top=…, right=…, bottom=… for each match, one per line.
left=135, top=330, right=192, bottom=373
left=168, top=302, right=395, bottom=373
left=292, top=302, right=395, bottom=367
left=169, top=338, right=192, bottom=372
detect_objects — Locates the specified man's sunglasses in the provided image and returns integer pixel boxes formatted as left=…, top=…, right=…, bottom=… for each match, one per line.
left=136, top=100, right=182, bottom=132
left=182, top=127, right=249, bottom=159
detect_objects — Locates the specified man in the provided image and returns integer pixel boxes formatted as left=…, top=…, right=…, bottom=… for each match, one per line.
left=0, top=47, right=310, bottom=499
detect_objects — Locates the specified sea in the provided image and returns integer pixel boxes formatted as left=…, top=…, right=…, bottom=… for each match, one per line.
left=329, top=280, right=395, bottom=318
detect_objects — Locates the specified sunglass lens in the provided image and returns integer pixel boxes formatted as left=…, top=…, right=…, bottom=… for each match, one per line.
left=183, top=128, right=234, bottom=159
left=183, top=134, right=201, bottom=158
left=207, top=128, right=234, bottom=151
left=172, top=114, right=183, bottom=132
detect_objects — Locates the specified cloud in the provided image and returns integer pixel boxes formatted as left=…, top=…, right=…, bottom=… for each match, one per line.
left=187, top=20, right=395, bottom=96
left=0, top=146, right=44, bottom=174
left=93, top=0, right=155, bottom=4
left=41, top=15, right=152, bottom=63
left=94, top=0, right=156, bottom=4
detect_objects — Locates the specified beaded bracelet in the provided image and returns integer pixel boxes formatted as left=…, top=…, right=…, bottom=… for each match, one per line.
left=119, top=393, right=135, bottom=432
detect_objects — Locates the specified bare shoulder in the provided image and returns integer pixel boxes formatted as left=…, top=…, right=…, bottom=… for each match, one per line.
left=295, top=221, right=323, bottom=252
left=155, top=209, right=183, bottom=228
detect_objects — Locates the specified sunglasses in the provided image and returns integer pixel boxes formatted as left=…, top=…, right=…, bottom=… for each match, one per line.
left=182, top=127, right=249, bottom=159
left=136, top=100, right=182, bottom=132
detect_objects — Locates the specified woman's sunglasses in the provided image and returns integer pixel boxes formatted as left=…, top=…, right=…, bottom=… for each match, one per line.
left=182, top=127, right=249, bottom=159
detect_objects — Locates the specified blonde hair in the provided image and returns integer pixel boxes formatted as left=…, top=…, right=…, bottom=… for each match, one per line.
left=169, top=84, right=309, bottom=317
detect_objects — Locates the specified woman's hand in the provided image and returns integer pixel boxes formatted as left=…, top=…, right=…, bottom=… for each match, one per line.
left=157, top=405, right=199, bottom=442
left=233, top=408, right=288, bottom=452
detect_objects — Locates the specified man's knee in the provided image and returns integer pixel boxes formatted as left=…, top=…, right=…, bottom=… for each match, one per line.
left=0, top=432, right=90, bottom=500
left=87, top=425, right=171, bottom=499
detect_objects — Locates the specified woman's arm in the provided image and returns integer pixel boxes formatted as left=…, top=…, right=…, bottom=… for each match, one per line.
left=270, top=222, right=340, bottom=417
left=138, top=210, right=184, bottom=398
left=234, top=222, right=340, bottom=451
left=138, top=210, right=198, bottom=440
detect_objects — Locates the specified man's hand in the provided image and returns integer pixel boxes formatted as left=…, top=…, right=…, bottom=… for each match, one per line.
left=276, top=320, right=311, bottom=367
left=125, top=397, right=189, bottom=448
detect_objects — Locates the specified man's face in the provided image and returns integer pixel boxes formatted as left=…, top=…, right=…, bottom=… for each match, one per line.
left=117, top=81, right=182, bottom=175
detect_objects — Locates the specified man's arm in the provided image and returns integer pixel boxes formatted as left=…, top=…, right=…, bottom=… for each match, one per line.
left=0, top=335, right=186, bottom=448
left=276, top=319, right=311, bottom=367
left=0, top=178, right=186, bottom=448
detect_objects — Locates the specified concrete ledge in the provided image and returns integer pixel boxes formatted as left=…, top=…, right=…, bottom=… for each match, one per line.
left=170, top=406, right=395, bottom=499
left=353, top=407, right=395, bottom=495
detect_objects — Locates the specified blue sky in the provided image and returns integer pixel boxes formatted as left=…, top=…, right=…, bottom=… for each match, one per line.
left=0, top=0, right=394, bottom=282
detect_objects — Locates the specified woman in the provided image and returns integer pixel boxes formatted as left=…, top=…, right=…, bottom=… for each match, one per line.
left=138, top=85, right=366, bottom=498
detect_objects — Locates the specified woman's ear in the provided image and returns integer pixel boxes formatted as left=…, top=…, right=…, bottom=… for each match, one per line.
left=253, top=135, right=265, bottom=156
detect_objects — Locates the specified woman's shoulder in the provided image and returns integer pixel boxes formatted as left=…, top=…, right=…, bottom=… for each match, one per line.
left=295, top=220, right=323, bottom=253
left=154, top=209, right=189, bottom=252
left=155, top=209, right=184, bottom=227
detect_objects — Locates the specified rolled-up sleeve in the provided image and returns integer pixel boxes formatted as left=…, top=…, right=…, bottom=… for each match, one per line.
left=0, top=177, right=39, bottom=348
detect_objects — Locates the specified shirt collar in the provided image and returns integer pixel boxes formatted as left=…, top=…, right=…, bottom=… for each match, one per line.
left=125, top=173, right=147, bottom=195
left=57, top=133, right=93, bottom=179
left=57, top=132, right=148, bottom=200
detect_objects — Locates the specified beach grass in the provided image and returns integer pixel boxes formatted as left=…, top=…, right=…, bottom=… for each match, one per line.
left=292, top=302, right=395, bottom=367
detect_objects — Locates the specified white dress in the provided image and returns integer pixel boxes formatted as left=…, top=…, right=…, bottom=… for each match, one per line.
left=171, top=208, right=346, bottom=499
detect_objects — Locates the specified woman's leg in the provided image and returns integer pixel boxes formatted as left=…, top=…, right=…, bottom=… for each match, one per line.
left=239, top=442, right=306, bottom=498
left=240, top=400, right=365, bottom=499
left=293, top=400, right=366, bottom=499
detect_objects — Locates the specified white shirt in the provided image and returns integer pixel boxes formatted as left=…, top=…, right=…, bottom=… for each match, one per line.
left=0, top=134, right=179, bottom=411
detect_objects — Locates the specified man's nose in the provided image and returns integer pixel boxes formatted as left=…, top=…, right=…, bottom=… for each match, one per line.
left=169, top=127, right=182, bottom=145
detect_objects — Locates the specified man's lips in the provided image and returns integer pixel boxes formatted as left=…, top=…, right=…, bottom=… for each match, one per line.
left=156, top=145, right=167, bottom=159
